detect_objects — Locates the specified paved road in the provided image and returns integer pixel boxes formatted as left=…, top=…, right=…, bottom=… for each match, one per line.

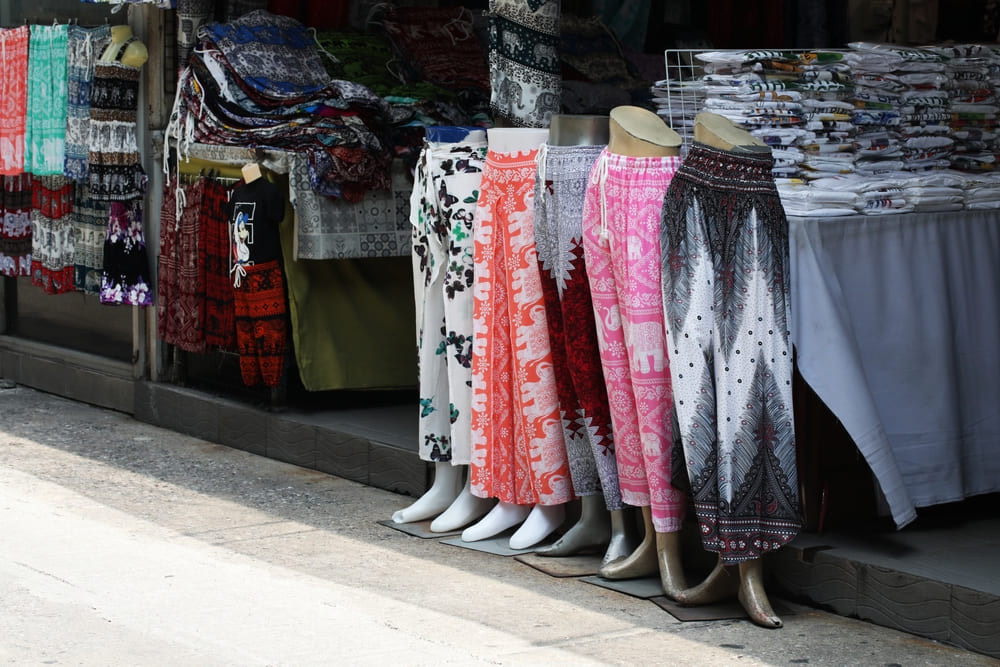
left=0, top=384, right=994, bottom=666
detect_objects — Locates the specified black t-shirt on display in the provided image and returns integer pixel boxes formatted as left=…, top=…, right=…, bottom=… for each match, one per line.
left=228, top=177, right=285, bottom=265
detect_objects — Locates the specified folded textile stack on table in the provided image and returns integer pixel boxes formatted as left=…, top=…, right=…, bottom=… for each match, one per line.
left=776, top=177, right=861, bottom=216
left=846, top=42, right=956, bottom=175
left=657, top=43, right=1000, bottom=215
left=961, top=170, right=1000, bottom=208
left=659, top=49, right=855, bottom=178
left=924, top=43, right=1000, bottom=173
left=169, top=10, right=393, bottom=202
left=314, top=17, right=491, bottom=170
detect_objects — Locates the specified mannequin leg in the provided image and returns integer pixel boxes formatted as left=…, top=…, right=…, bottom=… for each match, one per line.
left=391, top=462, right=463, bottom=524
left=597, top=505, right=658, bottom=579
left=429, top=476, right=494, bottom=533
left=674, top=555, right=739, bottom=605
left=674, top=555, right=781, bottom=628
left=509, top=503, right=566, bottom=550
left=655, top=529, right=687, bottom=599
left=602, top=508, right=640, bottom=565
left=461, top=501, right=531, bottom=542
left=737, top=559, right=782, bottom=628
left=534, top=494, right=610, bottom=557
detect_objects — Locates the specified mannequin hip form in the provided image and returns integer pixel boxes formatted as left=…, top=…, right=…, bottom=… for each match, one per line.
left=486, top=127, right=549, bottom=155
left=101, top=24, right=148, bottom=68
left=548, top=114, right=610, bottom=147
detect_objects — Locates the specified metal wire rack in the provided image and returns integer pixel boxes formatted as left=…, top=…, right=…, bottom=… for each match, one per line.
left=653, top=50, right=713, bottom=155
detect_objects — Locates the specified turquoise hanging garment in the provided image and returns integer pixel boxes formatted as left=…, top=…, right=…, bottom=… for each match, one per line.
left=25, top=24, right=70, bottom=176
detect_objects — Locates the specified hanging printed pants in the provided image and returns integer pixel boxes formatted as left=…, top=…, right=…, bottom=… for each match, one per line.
left=582, top=149, right=688, bottom=533
left=660, top=142, right=801, bottom=563
left=469, top=147, right=573, bottom=507
left=233, top=259, right=288, bottom=388
left=410, top=136, right=487, bottom=464
left=534, top=143, right=623, bottom=511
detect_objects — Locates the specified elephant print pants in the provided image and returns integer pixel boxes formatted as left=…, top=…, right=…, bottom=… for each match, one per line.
left=470, top=147, right=573, bottom=507
left=660, top=142, right=800, bottom=563
left=582, top=149, right=687, bottom=533
left=233, top=259, right=288, bottom=389
left=534, top=143, right=623, bottom=511
left=410, top=136, right=487, bottom=464
left=487, top=0, right=561, bottom=128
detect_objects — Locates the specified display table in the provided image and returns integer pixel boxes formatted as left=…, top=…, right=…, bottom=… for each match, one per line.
left=789, top=210, right=1000, bottom=528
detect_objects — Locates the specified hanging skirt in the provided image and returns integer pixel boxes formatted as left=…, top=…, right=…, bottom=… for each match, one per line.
left=660, top=142, right=801, bottom=563
left=65, top=24, right=111, bottom=181
left=158, top=178, right=207, bottom=352
left=410, top=136, right=488, bottom=464
left=29, top=175, right=76, bottom=295
left=25, top=24, right=69, bottom=176
left=469, top=147, right=573, bottom=507
left=0, top=27, right=29, bottom=175
left=201, top=177, right=238, bottom=351
left=534, top=143, right=623, bottom=511
left=101, top=200, right=153, bottom=306
left=487, top=0, right=561, bottom=128
left=0, top=174, right=32, bottom=277
left=233, top=259, right=288, bottom=389
left=582, top=148, right=687, bottom=533
left=71, top=183, right=111, bottom=293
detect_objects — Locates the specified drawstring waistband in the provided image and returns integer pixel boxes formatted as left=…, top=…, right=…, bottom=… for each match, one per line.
left=596, top=150, right=610, bottom=245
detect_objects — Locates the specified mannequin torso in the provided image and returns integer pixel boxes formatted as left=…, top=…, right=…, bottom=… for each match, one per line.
left=549, top=114, right=610, bottom=147
left=487, top=127, right=549, bottom=155
left=693, top=111, right=769, bottom=153
left=100, top=25, right=148, bottom=68
left=607, top=106, right=681, bottom=158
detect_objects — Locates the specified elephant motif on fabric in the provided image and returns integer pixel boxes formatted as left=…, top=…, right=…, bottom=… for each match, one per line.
left=496, top=77, right=526, bottom=111
left=533, top=42, right=558, bottom=69
left=628, top=320, right=667, bottom=374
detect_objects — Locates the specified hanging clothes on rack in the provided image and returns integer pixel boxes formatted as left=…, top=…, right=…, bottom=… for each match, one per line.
left=0, top=174, right=32, bottom=277
left=158, top=176, right=208, bottom=352
left=71, top=182, right=111, bottom=294
left=0, top=26, right=30, bottom=176
left=25, top=23, right=70, bottom=177
left=65, top=24, right=112, bottom=181
left=29, top=175, right=76, bottom=295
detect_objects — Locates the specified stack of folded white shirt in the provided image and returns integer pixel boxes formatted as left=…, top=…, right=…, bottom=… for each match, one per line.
left=847, top=42, right=954, bottom=174
left=776, top=177, right=858, bottom=216
left=900, top=170, right=967, bottom=211
left=960, top=171, right=1000, bottom=208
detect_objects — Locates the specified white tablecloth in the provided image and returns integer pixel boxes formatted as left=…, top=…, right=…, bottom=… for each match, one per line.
left=789, top=210, right=1000, bottom=528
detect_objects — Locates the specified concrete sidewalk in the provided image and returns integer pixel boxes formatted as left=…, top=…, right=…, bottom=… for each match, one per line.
left=0, top=384, right=994, bottom=666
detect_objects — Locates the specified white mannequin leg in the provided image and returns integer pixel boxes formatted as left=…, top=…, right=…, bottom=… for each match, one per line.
left=430, top=476, right=494, bottom=532
left=391, top=462, right=463, bottom=524
left=534, top=494, right=610, bottom=557
left=509, top=503, right=566, bottom=550
left=461, top=501, right=531, bottom=542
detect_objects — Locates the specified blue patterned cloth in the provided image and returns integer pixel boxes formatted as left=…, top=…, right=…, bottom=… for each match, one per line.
left=65, top=24, right=111, bottom=181
left=198, top=10, right=333, bottom=101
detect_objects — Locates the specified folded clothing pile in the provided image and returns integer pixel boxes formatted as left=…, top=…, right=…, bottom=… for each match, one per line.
left=170, top=10, right=393, bottom=202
